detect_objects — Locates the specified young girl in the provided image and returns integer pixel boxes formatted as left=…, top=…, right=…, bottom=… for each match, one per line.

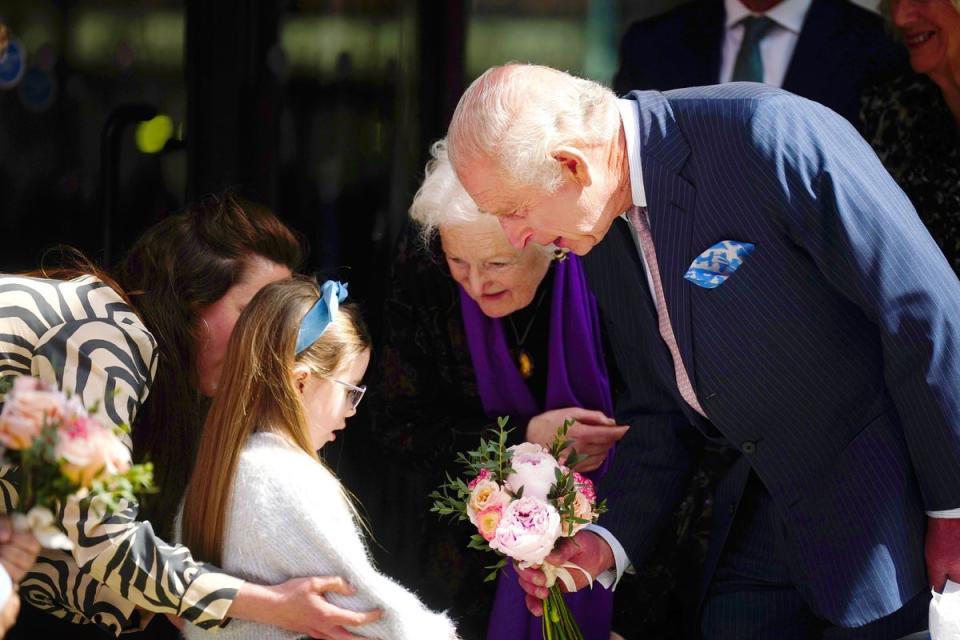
left=179, top=277, right=458, bottom=640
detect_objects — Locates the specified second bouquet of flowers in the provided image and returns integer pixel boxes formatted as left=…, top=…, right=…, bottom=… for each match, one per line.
left=431, top=417, right=605, bottom=640
left=0, top=375, right=155, bottom=550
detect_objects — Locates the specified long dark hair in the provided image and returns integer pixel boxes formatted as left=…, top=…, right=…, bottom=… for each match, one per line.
left=115, top=193, right=303, bottom=537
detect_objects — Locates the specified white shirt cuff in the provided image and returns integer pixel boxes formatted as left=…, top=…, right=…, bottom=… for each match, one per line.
left=927, top=509, right=960, bottom=518
left=585, top=524, right=632, bottom=589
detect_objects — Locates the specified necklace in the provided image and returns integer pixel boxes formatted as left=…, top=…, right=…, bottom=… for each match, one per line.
left=505, top=287, right=548, bottom=380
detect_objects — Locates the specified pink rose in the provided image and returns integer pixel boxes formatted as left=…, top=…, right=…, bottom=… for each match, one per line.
left=56, top=418, right=131, bottom=488
left=466, top=478, right=510, bottom=526
left=562, top=490, right=595, bottom=536
left=489, top=496, right=561, bottom=565
left=505, top=442, right=559, bottom=501
left=475, top=504, right=503, bottom=541
left=572, top=472, right=596, bottom=503
left=0, top=380, right=68, bottom=449
left=468, top=468, right=492, bottom=490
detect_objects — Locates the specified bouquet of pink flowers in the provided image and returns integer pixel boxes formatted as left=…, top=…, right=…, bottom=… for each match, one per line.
left=431, top=418, right=605, bottom=640
left=0, top=375, right=154, bottom=550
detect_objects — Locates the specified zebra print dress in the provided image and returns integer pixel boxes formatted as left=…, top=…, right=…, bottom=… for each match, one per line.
left=0, top=275, right=242, bottom=635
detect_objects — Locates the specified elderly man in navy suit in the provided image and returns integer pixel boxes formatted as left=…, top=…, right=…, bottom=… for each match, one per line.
left=615, top=0, right=908, bottom=129
left=445, top=63, right=960, bottom=637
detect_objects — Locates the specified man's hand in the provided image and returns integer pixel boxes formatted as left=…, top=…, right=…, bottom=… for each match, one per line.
left=230, top=576, right=384, bottom=639
left=514, top=531, right=615, bottom=616
left=526, top=408, right=629, bottom=472
left=927, top=517, right=960, bottom=591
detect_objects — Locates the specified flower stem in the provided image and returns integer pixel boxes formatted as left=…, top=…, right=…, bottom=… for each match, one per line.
left=540, top=584, right=583, bottom=640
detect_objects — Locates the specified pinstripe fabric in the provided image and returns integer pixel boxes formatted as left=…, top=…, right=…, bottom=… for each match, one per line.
left=0, top=275, right=242, bottom=635
left=586, top=84, right=960, bottom=628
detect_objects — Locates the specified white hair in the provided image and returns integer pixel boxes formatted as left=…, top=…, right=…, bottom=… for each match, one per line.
left=447, top=64, right=620, bottom=192
left=408, top=139, right=485, bottom=242
left=409, top=139, right=553, bottom=258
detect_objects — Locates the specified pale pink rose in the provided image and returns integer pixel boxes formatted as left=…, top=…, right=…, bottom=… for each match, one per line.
left=466, top=479, right=510, bottom=526
left=489, top=496, right=561, bottom=565
left=475, top=504, right=504, bottom=541
left=505, top=442, right=559, bottom=501
left=56, top=418, right=130, bottom=487
left=562, top=490, right=595, bottom=536
left=572, top=472, right=596, bottom=504
left=0, top=381, right=68, bottom=449
left=10, top=376, right=43, bottom=393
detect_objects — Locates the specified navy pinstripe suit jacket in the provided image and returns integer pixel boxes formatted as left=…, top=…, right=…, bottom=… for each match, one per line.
left=583, top=84, right=960, bottom=627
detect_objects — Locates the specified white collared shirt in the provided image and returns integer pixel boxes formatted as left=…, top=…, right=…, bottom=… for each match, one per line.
left=719, top=0, right=813, bottom=86
left=616, top=98, right=657, bottom=302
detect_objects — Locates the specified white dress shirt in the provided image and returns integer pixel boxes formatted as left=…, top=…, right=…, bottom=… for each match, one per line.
left=719, top=0, right=813, bottom=86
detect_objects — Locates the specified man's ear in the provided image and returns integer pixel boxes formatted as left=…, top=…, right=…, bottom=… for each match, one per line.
left=552, top=147, right=592, bottom=187
left=291, top=364, right=310, bottom=393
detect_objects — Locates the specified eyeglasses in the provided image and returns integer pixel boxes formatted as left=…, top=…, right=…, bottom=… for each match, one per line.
left=331, top=378, right=366, bottom=410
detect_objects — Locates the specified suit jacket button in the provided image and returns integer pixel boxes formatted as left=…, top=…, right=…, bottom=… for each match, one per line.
left=741, top=441, right=757, bottom=455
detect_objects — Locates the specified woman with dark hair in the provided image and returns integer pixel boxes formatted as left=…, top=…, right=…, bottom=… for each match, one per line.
left=5, top=194, right=381, bottom=639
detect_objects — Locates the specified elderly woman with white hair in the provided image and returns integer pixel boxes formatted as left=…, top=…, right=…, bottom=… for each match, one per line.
left=357, top=141, right=716, bottom=640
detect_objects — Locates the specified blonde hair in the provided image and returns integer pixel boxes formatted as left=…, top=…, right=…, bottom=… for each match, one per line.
left=447, top=64, right=620, bottom=192
left=180, top=276, right=370, bottom=564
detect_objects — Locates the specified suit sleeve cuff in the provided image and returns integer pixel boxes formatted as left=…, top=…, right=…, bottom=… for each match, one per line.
left=927, top=509, right=960, bottom=518
left=585, top=524, right=632, bottom=589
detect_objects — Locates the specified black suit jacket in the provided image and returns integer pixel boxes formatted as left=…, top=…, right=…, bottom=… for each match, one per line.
left=613, top=0, right=909, bottom=128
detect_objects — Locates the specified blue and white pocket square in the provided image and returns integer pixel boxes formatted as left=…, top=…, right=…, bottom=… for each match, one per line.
left=683, top=240, right=756, bottom=289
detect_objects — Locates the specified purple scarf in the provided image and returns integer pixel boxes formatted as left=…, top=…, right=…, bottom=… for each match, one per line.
left=460, top=255, right=615, bottom=640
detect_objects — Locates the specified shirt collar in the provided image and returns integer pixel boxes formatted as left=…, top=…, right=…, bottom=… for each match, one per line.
left=724, top=0, right=812, bottom=34
left=616, top=98, right=646, bottom=209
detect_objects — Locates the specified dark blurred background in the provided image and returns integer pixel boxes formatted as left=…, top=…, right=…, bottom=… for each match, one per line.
left=0, top=0, right=881, bottom=305
left=0, top=0, right=689, bottom=302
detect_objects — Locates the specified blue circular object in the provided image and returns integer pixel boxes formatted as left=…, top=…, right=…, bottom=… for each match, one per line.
left=0, top=38, right=26, bottom=89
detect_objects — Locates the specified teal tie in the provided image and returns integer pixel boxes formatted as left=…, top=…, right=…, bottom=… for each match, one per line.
left=731, top=16, right=774, bottom=83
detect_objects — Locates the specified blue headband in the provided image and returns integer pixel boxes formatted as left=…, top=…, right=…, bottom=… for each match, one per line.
left=295, top=280, right=349, bottom=355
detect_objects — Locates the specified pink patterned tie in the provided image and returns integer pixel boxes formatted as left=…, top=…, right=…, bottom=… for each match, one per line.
left=627, top=206, right=706, bottom=417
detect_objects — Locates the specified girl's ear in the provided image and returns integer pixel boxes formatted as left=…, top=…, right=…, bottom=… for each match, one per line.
left=291, top=364, right=311, bottom=393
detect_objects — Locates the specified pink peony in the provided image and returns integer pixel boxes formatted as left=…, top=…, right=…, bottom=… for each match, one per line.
left=0, top=379, right=68, bottom=449
left=56, top=418, right=131, bottom=488
left=489, top=496, right=561, bottom=565
left=505, top=442, right=560, bottom=501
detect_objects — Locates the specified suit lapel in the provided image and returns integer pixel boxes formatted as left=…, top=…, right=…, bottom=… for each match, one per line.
left=632, top=91, right=699, bottom=392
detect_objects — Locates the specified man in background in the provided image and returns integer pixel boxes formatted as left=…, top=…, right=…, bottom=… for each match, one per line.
left=614, top=0, right=908, bottom=128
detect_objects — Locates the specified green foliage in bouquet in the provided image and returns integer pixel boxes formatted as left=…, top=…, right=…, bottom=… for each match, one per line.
left=429, top=416, right=515, bottom=522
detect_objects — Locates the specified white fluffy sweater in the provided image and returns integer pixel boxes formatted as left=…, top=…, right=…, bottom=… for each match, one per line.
left=181, top=432, right=456, bottom=640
